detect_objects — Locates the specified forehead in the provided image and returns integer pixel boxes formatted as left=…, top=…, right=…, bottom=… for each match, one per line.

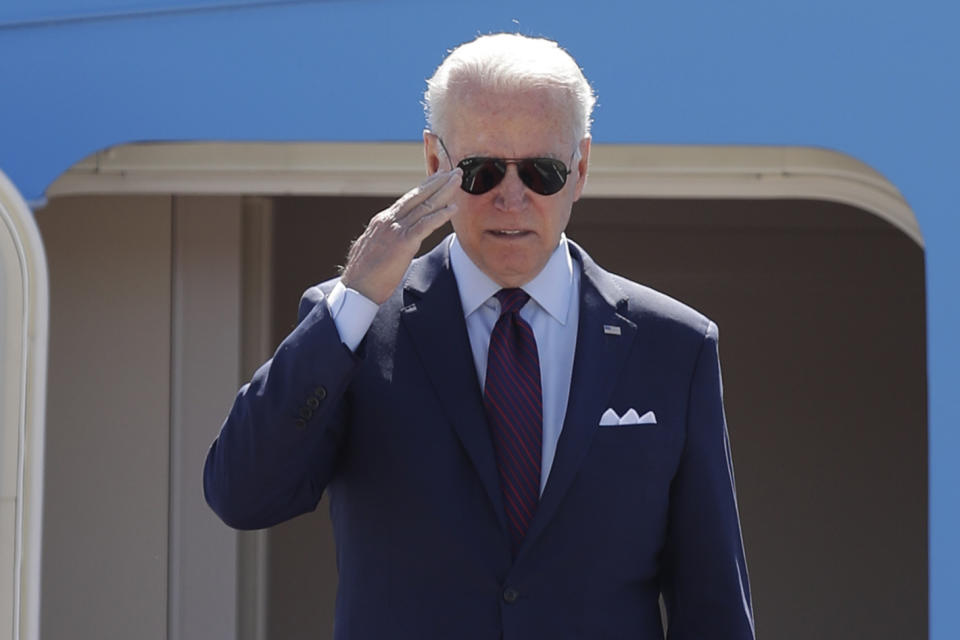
left=445, top=84, right=576, bottom=157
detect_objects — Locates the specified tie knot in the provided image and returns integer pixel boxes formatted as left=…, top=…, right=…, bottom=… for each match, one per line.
left=495, top=288, right=530, bottom=315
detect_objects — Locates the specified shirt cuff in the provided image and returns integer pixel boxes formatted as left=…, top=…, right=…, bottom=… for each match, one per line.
left=325, top=280, right=379, bottom=352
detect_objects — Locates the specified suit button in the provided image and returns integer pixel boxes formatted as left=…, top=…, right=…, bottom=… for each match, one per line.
left=502, top=587, right=519, bottom=604
left=315, top=386, right=327, bottom=400
left=306, top=396, right=320, bottom=409
left=294, top=418, right=306, bottom=430
left=300, top=407, right=313, bottom=419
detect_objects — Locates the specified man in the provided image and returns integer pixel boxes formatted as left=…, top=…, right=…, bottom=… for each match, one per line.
left=205, top=33, right=754, bottom=639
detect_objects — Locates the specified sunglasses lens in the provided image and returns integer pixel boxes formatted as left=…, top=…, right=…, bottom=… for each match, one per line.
left=519, top=159, right=568, bottom=196
left=456, top=157, right=569, bottom=196
left=458, top=158, right=506, bottom=195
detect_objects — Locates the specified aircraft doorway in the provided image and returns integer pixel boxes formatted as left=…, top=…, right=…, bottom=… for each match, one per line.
left=22, top=142, right=925, bottom=640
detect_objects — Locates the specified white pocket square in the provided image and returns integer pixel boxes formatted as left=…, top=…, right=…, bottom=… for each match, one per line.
left=598, top=408, right=657, bottom=426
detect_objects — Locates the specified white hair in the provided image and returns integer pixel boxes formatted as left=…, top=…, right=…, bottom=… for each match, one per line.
left=424, top=33, right=597, bottom=143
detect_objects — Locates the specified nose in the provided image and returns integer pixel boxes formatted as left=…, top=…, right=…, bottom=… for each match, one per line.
left=494, top=165, right=528, bottom=212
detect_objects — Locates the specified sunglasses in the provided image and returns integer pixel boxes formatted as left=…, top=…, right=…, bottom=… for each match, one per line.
left=438, top=137, right=575, bottom=196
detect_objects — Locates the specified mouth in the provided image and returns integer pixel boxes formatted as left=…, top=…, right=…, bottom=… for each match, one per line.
left=487, top=229, right=532, bottom=238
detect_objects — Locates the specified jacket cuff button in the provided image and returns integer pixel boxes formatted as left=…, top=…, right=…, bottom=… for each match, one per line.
left=299, top=407, right=313, bottom=419
left=315, top=385, right=327, bottom=400
left=502, top=587, right=520, bottom=604
left=306, top=396, right=320, bottom=409
left=294, top=418, right=307, bottom=430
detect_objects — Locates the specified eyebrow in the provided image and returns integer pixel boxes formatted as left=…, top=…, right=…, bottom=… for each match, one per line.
left=438, top=137, right=570, bottom=164
left=462, top=151, right=564, bottom=160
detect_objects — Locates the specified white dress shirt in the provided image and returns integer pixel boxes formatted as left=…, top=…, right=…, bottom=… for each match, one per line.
left=327, top=235, right=581, bottom=494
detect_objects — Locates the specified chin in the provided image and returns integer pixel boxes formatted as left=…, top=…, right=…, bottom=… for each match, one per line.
left=487, top=261, right=537, bottom=288
left=472, top=244, right=545, bottom=287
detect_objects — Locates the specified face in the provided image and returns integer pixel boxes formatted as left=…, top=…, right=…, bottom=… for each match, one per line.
left=425, top=85, right=590, bottom=288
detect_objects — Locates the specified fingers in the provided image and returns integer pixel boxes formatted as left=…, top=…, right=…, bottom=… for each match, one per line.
left=407, top=201, right=459, bottom=239
left=393, top=168, right=461, bottom=223
left=399, top=171, right=461, bottom=243
left=339, top=169, right=462, bottom=304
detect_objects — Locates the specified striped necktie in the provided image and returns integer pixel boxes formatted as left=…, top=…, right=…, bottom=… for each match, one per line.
left=483, top=288, right=543, bottom=554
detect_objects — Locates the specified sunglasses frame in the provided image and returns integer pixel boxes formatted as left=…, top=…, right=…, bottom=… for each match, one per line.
left=437, top=136, right=577, bottom=196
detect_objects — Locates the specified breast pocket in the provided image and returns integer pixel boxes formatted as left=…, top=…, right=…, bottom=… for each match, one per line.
left=567, top=422, right=680, bottom=547
left=588, top=420, right=683, bottom=486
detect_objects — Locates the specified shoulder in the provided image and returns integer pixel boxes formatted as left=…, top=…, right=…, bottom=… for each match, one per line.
left=569, top=239, right=717, bottom=343
left=614, top=273, right=715, bottom=337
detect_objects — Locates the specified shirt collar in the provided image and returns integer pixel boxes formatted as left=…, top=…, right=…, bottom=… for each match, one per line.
left=449, top=233, right=575, bottom=325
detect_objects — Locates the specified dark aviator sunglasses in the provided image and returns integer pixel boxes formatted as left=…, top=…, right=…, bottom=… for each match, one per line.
left=438, top=137, right=575, bottom=196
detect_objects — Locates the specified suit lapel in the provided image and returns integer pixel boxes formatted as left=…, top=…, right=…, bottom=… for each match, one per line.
left=518, top=243, right=638, bottom=559
left=399, top=241, right=509, bottom=538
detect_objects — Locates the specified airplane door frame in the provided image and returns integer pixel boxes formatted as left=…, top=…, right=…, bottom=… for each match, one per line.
left=0, top=169, right=47, bottom=640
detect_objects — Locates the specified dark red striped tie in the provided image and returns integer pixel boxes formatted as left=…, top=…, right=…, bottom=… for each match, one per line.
left=484, top=288, right=542, bottom=554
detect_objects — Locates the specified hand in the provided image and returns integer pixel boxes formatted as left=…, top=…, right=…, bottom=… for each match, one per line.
left=341, top=168, right=462, bottom=304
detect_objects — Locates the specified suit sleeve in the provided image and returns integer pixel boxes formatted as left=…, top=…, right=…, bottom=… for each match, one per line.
left=203, top=285, right=360, bottom=530
left=661, top=321, right=755, bottom=639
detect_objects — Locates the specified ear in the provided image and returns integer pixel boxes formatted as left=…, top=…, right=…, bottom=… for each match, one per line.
left=423, top=130, right=443, bottom=175
left=572, top=135, right=591, bottom=202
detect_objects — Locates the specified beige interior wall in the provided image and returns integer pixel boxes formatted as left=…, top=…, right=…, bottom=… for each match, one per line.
left=264, top=195, right=926, bottom=640
left=36, top=196, right=174, bottom=640
left=168, top=196, right=244, bottom=639
left=35, top=195, right=247, bottom=640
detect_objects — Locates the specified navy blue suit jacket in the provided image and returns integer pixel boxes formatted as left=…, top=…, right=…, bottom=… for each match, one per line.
left=204, top=238, right=754, bottom=639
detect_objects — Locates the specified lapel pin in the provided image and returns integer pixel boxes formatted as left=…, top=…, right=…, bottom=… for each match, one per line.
left=603, top=325, right=621, bottom=336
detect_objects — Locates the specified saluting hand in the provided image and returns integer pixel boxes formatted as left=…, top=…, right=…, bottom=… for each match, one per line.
left=341, top=168, right=462, bottom=304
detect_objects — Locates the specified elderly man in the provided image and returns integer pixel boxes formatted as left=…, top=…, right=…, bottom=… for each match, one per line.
left=205, top=33, right=754, bottom=639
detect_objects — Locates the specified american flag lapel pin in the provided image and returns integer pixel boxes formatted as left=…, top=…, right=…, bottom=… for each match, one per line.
left=603, top=324, right=621, bottom=336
